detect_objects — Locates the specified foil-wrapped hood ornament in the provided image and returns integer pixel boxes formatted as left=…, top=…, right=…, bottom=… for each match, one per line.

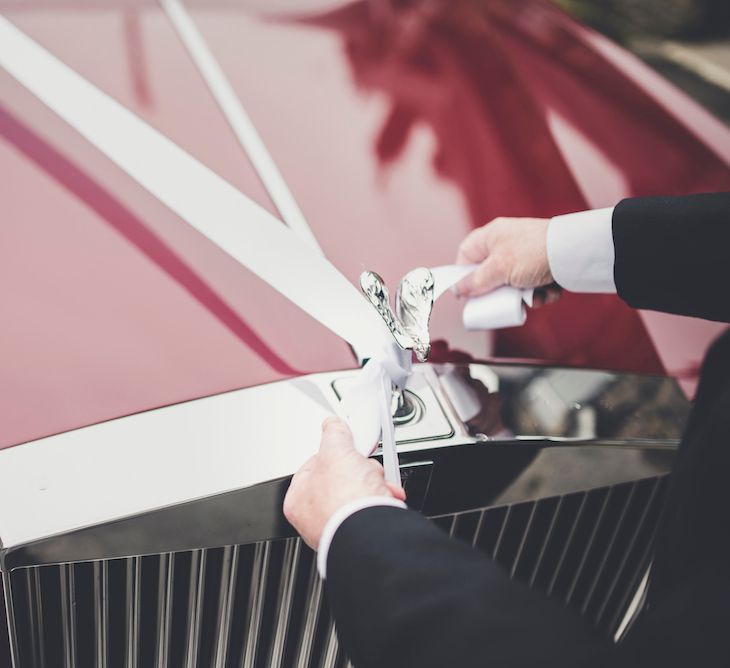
left=360, top=267, right=435, bottom=362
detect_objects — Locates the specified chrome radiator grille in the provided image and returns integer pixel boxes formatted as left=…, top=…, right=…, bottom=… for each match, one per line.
left=433, top=474, right=668, bottom=635
left=3, top=475, right=667, bottom=667
left=6, top=541, right=346, bottom=668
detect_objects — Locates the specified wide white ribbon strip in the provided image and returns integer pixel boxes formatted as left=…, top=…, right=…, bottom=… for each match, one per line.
left=0, top=17, right=532, bottom=487
left=0, top=15, right=409, bottom=479
left=0, top=16, right=392, bottom=358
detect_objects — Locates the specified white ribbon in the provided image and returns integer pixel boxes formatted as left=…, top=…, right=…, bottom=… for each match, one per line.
left=0, top=17, right=532, bottom=486
left=432, top=264, right=534, bottom=330
left=0, top=15, right=408, bottom=479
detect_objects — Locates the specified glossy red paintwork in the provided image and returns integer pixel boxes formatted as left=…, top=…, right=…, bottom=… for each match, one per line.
left=1, top=0, right=729, bottom=448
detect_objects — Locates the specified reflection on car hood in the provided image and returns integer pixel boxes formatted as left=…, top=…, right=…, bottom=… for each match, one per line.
left=1, top=0, right=728, bottom=447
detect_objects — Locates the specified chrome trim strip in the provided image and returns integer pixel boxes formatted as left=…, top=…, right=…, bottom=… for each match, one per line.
left=160, top=0, right=323, bottom=253
left=2, top=570, right=19, bottom=668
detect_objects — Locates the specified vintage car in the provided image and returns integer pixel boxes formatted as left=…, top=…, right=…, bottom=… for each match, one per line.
left=1, top=0, right=729, bottom=666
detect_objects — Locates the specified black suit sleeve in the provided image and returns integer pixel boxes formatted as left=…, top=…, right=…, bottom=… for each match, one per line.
left=613, top=192, right=730, bottom=322
left=326, top=506, right=610, bottom=668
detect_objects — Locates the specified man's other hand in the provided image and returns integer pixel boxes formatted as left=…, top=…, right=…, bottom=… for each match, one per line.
left=456, top=217, right=560, bottom=306
left=283, top=417, right=406, bottom=551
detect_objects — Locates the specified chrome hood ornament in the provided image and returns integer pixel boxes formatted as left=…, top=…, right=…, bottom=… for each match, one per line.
left=359, top=267, right=435, bottom=362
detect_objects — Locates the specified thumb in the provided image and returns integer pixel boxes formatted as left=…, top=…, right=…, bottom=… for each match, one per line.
left=386, top=481, right=407, bottom=502
left=319, top=416, right=354, bottom=452
left=457, top=257, right=505, bottom=297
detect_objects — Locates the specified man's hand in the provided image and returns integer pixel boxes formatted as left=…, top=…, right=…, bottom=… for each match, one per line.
left=284, top=417, right=406, bottom=551
left=456, top=217, right=561, bottom=306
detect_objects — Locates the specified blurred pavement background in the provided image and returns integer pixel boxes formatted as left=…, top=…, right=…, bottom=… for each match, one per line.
left=557, top=0, right=730, bottom=125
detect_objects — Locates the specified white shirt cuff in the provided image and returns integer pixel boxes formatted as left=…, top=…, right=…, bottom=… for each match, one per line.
left=317, top=496, right=407, bottom=579
left=547, top=207, right=616, bottom=293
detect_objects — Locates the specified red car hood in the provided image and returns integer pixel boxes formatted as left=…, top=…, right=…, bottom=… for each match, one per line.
left=2, top=0, right=729, bottom=449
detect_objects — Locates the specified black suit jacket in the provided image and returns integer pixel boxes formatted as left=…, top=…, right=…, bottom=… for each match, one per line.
left=325, top=193, right=730, bottom=668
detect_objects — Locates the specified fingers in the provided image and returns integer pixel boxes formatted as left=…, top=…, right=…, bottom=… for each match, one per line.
left=456, top=217, right=512, bottom=266
left=457, top=256, right=505, bottom=297
left=531, top=285, right=563, bottom=309
left=456, top=224, right=491, bottom=265
left=456, top=217, right=553, bottom=297
left=322, top=415, right=346, bottom=430
left=544, top=286, right=563, bottom=304
left=368, top=461, right=407, bottom=501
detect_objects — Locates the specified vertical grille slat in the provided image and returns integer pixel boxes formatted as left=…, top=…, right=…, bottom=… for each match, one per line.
left=528, top=496, right=564, bottom=587
left=564, top=487, right=614, bottom=605
left=451, top=512, right=481, bottom=545
left=602, top=476, right=666, bottom=631
left=93, top=561, right=109, bottom=668
left=59, top=564, right=77, bottom=668
left=268, top=539, right=302, bottom=667
left=3, top=570, right=20, bottom=668
left=125, top=557, right=141, bottom=668
left=448, top=513, right=458, bottom=538
left=320, top=622, right=340, bottom=668
left=24, top=568, right=44, bottom=668
left=473, top=506, right=508, bottom=555
left=491, top=505, right=513, bottom=559
left=508, top=496, right=561, bottom=584
left=608, top=539, right=654, bottom=634
left=434, top=475, right=668, bottom=638
left=546, top=492, right=590, bottom=596
left=4, top=475, right=669, bottom=667
left=471, top=510, right=487, bottom=548
left=580, top=483, right=638, bottom=615
left=184, top=549, right=206, bottom=668
left=240, top=541, right=271, bottom=668
left=510, top=501, right=537, bottom=578
left=294, top=559, right=324, bottom=668
left=155, top=553, right=174, bottom=668
left=212, top=545, right=239, bottom=668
